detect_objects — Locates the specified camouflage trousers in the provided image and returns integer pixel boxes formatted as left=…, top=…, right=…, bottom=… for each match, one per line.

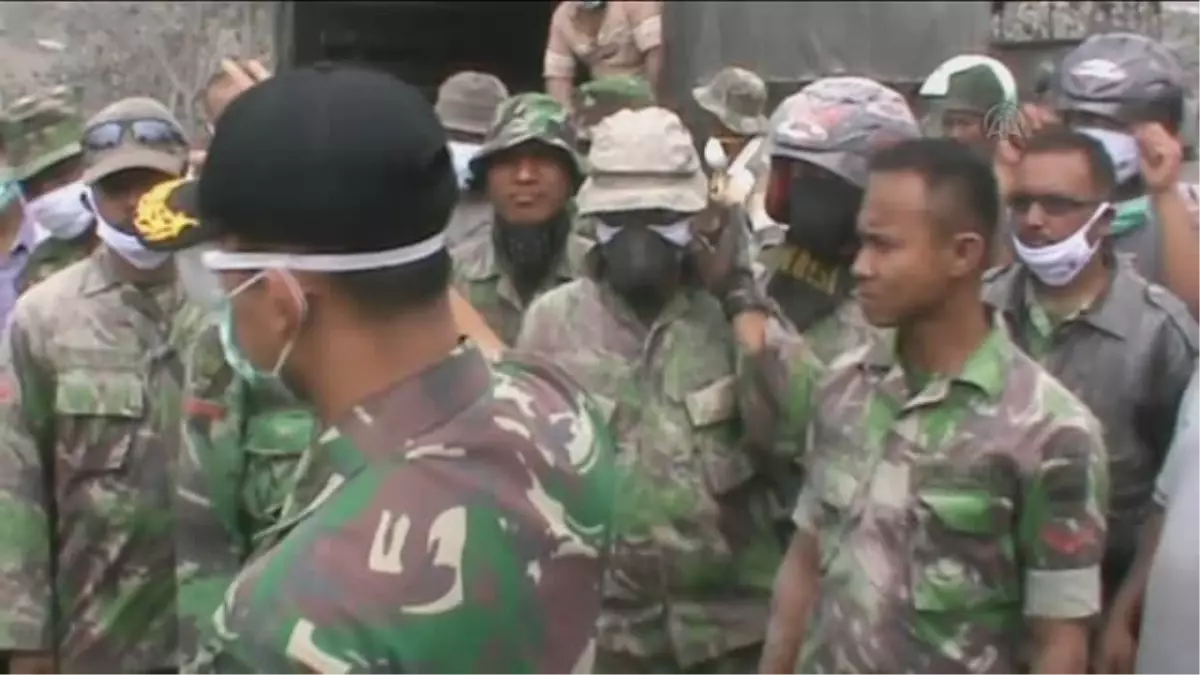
left=596, top=644, right=762, bottom=674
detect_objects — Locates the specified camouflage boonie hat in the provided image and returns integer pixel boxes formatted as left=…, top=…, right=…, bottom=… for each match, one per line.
left=575, top=75, right=655, bottom=141
left=576, top=107, right=706, bottom=215
left=434, top=71, right=510, bottom=138
left=768, top=77, right=920, bottom=189
left=469, top=93, right=582, bottom=183
left=693, top=66, right=770, bottom=136
left=1, top=85, right=84, bottom=181
left=1057, top=32, right=1185, bottom=122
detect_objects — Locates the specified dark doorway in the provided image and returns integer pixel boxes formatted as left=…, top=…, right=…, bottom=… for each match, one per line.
left=289, top=1, right=559, bottom=102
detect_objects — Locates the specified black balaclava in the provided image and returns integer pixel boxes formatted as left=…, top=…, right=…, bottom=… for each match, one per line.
left=493, top=209, right=573, bottom=302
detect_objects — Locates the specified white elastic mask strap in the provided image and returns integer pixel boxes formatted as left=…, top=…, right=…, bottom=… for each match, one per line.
left=202, top=232, right=446, bottom=272
left=230, top=269, right=307, bottom=376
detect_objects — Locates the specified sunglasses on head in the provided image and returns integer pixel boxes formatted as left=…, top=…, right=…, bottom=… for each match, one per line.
left=83, top=119, right=186, bottom=152
left=1008, top=193, right=1099, bottom=217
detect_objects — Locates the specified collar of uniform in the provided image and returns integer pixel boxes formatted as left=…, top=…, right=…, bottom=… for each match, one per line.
left=79, top=245, right=125, bottom=296
left=321, top=341, right=493, bottom=476
left=458, top=219, right=580, bottom=286
left=1014, top=254, right=1133, bottom=342
left=860, top=320, right=1011, bottom=405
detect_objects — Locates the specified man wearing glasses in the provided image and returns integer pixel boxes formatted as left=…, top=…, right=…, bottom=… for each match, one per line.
left=0, top=96, right=192, bottom=674
left=983, top=128, right=1197, bottom=608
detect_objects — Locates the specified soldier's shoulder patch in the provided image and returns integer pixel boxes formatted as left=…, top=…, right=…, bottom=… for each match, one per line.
left=0, top=374, right=16, bottom=405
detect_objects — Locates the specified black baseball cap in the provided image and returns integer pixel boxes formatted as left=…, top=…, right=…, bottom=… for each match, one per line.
left=133, top=64, right=458, bottom=253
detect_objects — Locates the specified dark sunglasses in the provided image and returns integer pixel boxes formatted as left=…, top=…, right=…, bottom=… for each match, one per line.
left=1008, top=193, right=1099, bottom=217
left=83, top=119, right=186, bottom=152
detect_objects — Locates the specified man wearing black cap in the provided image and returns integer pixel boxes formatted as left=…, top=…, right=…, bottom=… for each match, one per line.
left=167, top=64, right=615, bottom=673
left=0, top=96, right=194, bottom=674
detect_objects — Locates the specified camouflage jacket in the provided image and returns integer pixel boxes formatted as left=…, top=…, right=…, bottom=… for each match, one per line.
left=517, top=278, right=790, bottom=668
left=16, top=228, right=98, bottom=295
left=0, top=246, right=192, bottom=672
left=173, top=318, right=315, bottom=666
left=791, top=326, right=1109, bottom=673
left=186, top=345, right=617, bottom=673
left=451, top=223, right=592, bottom=345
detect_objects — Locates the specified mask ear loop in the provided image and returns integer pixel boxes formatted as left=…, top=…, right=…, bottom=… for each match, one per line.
left=268, top=269, right=308, bottom=377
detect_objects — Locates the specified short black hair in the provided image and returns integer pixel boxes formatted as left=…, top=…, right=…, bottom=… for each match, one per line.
left=1021, top=128, right=1117, bottom=198
left=868, top=137, right=1000, bottom=247
left=199, top=65, right=459, bottom=318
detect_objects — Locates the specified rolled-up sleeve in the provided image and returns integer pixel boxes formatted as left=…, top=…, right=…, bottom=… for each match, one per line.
left=0, top=306, right=55, bottom=650
left=1019, top=422, right=1108, bottom=620
left=543, top=4, right=577, bottom=79
left=627, top=1, right=663, bottom=52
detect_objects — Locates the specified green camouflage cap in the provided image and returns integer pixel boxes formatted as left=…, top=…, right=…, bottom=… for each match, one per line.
left=941, top=64, right=1007, bottom=115
left=469, top=93, right=582, bottom=180
left=574, top=76, right=655, bottom=141
left=1, top=85, right=84, bottom=181
left=693, top=66, right=770, bottom=135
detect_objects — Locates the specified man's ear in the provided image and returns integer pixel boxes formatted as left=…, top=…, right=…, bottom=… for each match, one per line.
left=950, top=230, right=988, bottom=277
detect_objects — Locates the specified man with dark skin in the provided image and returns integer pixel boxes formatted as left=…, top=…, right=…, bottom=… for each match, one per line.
left=759, top=139, right=1106, bottom=675
left=450, top=93, right=591, bottom=344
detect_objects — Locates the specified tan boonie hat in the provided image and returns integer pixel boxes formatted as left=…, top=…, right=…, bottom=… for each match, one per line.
left=693, top=67, right=770, bottom=136
left=1, top=85, right=84, bottom=181
left=435, top=71, right=510, bottom=138
left=81, top=97, right=189, bottom=185
left=576, top=107, right=707, bottom=215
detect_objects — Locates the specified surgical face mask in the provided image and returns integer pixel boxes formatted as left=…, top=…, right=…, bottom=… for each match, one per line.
left=447, top=141, right=482, bottom=191
left=201, top=232, right=447, bottom=399
left=87, top=186, right=172, bottom=270
left=28, top=181, right=93, bottom=240
left=1012, top=202, right=1109, bottom=287
left=1078, top=127, right=1141, bottom=183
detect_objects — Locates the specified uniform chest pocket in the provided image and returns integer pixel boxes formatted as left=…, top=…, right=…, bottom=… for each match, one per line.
left=683, top=375, right=754, bottom=495
left=910, top=480, right=1020, bottom=613
left=54, top=369, right=145, bottom=473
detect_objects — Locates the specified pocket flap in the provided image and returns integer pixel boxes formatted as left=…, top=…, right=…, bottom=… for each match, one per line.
left=244, top=409, right=316, bottom=457
left=684, top=375, right=736, bottom=428
left=917, top=486, right=1006, bottom=536
left=55, top=369, right=145, bottom=418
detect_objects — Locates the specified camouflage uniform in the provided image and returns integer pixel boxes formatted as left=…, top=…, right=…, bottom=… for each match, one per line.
left=2, top=89, right=95, bottom=294
left=172, top=316, right=315, bottom=666
left=791, top=327, right=1109, bottom=673
left=761, top=77, right=921, bottom=363
left=0, top=247, right=191, bottom=672
left=186, top=344, right=618, bottom=673
left=451, top=93, right=591, bottom=344
left=518, top=107, right=791, bottom=674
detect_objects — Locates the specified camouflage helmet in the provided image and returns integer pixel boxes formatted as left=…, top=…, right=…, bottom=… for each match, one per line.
left=1057, top=32, right=1185, bottom=122
left=434, top=71, right=510, bottom=138
left=574, top=75, right=655, bottom=142
left=1, top=85, right=84, bottom=181
left=768, top=76, right=920, bottom=189
left=693, top=66, right=770, bottom=136
left=468, top=93, right=582, bottom=184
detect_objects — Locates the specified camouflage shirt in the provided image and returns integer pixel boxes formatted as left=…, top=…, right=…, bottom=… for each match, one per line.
left=791, top=326, right=1109, bottom=673
left=0, top=246, right=191, bottom=672
left=983, top=257, right=1198, bottom=569
left=186, top=344, right=618, bottom=673
left=174, top=318, right=315, bottom=665
left=517, top=278, right=790, bottom=669
left=16, top=228, right=98, bottom=295
left=451, top=226, right=593, bottom=345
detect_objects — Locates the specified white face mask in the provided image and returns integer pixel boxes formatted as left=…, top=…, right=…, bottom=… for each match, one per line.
left=1078, top=127, right=1141, bottom=183
left=87, top=187, right=172, bottom=270
left=447, top=141, right=482, bottom=190
left=1012, top=202, right=1109, bottom=287
left=27, top=181, right=93, bottom=240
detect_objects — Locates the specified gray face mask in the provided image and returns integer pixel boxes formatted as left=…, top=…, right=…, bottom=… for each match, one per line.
left=175, top=244, right=224, bottom=307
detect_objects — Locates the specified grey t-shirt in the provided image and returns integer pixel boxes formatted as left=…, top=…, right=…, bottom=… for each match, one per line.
left=1137, top=366, right=1200, bottom=674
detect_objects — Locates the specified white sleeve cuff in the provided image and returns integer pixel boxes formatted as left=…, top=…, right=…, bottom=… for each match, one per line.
left=1024, top=567, right=1101, bottom=619
left=544, top=51, right=576, bottom=79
